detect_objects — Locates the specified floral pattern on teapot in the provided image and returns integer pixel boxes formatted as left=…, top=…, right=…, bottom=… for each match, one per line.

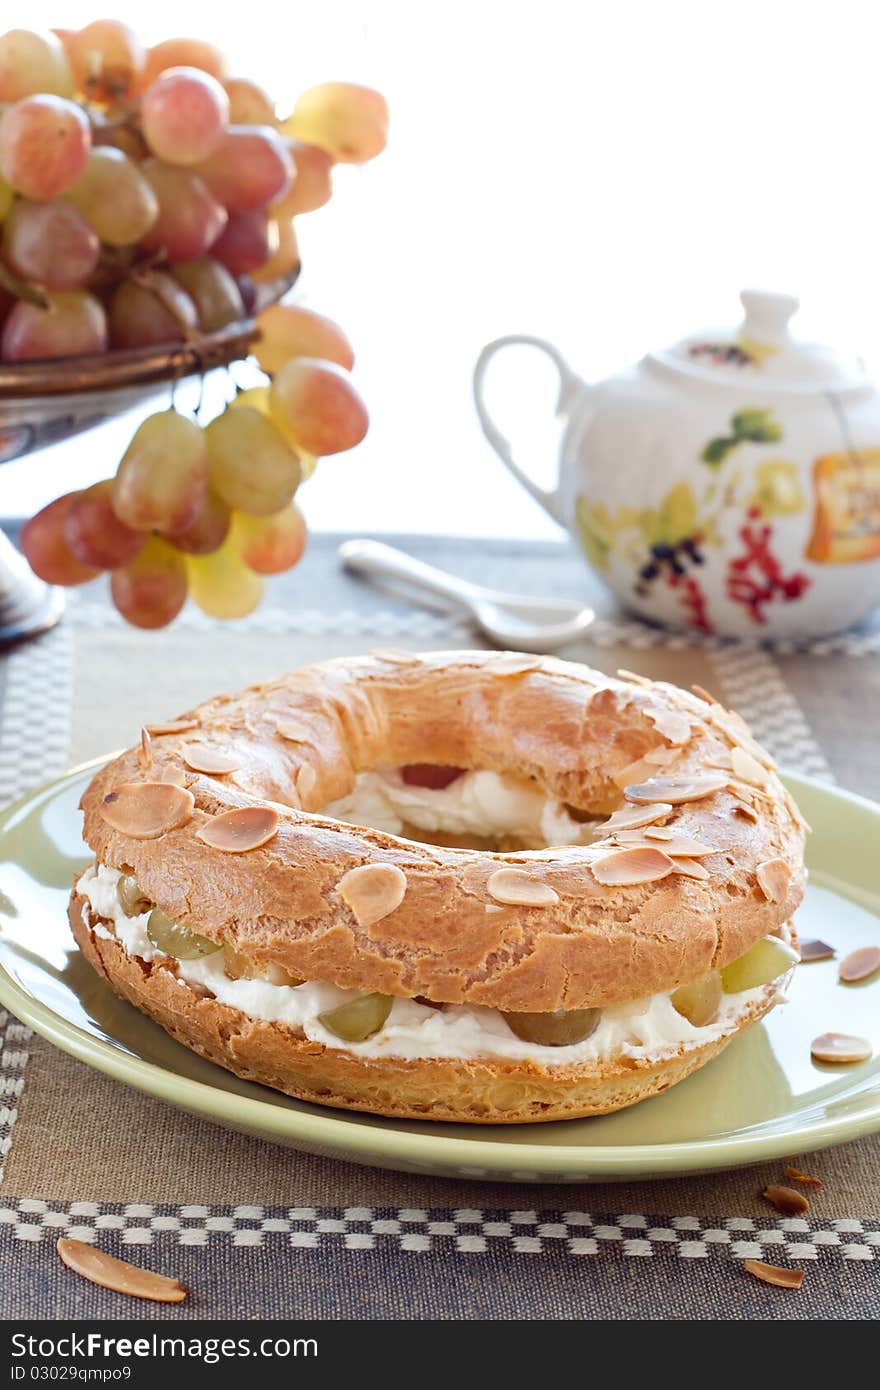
left=575, top=406, right=813, bottom=634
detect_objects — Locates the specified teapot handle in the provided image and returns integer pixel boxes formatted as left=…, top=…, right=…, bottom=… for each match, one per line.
left=472, top=335, right=582, bottom=526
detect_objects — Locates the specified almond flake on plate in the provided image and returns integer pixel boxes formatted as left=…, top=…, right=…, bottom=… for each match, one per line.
left=57, top=1239, right=186, bottom=1303
left=838, top=945, right=880, bottom=984
left=810, top=1032, right=872, bottom=1065
left=798, top=938, right=835, bottom=963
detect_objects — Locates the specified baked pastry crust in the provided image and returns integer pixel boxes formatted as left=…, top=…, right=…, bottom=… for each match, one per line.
left=71, top=890, right=781, bottom=1124
left=78, top=651, right=806, bottom=1013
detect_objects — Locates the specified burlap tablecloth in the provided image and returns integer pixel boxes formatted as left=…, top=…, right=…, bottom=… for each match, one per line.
left=1, top=532, right=878, bottom=1320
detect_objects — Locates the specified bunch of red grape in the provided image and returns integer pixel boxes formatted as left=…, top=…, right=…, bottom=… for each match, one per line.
left=0, top=21, right=386, bottom=627
left=22, top=299, right=368, bottom=626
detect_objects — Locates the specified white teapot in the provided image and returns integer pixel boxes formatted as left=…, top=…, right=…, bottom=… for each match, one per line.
left=473, top=290, right=880, bottom=637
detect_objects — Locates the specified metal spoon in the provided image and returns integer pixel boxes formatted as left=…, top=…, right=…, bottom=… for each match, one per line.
left=339, top=539, right=594, bottom=653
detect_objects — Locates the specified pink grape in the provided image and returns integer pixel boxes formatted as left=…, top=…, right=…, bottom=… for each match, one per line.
left=0, top=30, right=74, bottom=101
left=0, top=95, right=91, bottom=200
left=252, top=217, right=300, bottom=284
left=111, top=535, right=188, bottom=629
left=142, top=66, right=229, bottom=165
left=2, top=198, right=100, bottom=289
left=270, top=358, right=368, bottom=456
left=143, top=38, right=228, bottom=87
left=196, top=126, right=293, bottom=210
left=273, top=140, right=333, bottom=216
left=64, top=480, right=145, bottom=569
left=254, top=303, right=354, bottom=376
left=284, top=83, right=388, bottom=163
left=108, top=274, right=198, bottom=350
left=20, top=493, right=100, bottom=586
left=139, top=159, right=227, bottom=262
left=225, top=77, right=276, bottom=127
left=231, top=503, right=307, bottom=574
left=210, top=208, right=275, bottom=276
left=113, top=410, right=208, bottom=533
left=170, top=257, right=244, bottom=331
left=68, top=147, right=158, bottom=245
left=166, top=489, right=230, bottom=554
left=1, top=290, right=106, bottom=360
left=68, top=20, right=145, bottom=103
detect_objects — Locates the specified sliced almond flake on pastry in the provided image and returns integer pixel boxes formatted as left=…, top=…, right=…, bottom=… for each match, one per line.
left=668, top=856, right=710, bottom=880
left=156, top=765, right=188, bottom=786
left=492, top=654, right=543, bottom=675
left=196, top=806, right=279, bottom=852
left=838, top=946, right=880, bottom=984
left=731, top=801, right=758, bottom=823
left=642, top=826, right=675, bottom=840
left=730, top=746, right=769, bottom=786
left=100, top=782, right=194, bottom=839
left=486, top=868, right=559, bottom=906
left=338, top=863, right=408, bottom=926
left=691, top=683, right=719, bottom=705
left=146, top=719, right=200, bottom=736
left=703, top=750, right=733, bottom=771
left=369, top=648, right=421, bottom=665
left=602, top=802, right=674, bottom=831
left=182, top=744, right=240, bottom=774
left=137, top=727, right=152, bottom=772
left=57, top=1239, right=186, bottom=1304
left=810, top=1032, right=872, bottom=1064
left=648, top=707, right=692, bottom=745
left=590, top=846, right=674, bottom=885
left=612, top=756, right=657, bottom=789
left=621, top=832, right=715, bottom=857
left=275, top=719, right=312, bottom=744
left=296, top=764, right=317, bottom=801
left=624, top=774, right=728, bottom=805
left=756, top=858, right=792, bottom=903
left=616, top=668, right=653, bottom=687
left=644, top=747, right=682, bottom=767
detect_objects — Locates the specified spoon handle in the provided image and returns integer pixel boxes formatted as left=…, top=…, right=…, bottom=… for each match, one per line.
left=338, top=539, right=480, bottom=611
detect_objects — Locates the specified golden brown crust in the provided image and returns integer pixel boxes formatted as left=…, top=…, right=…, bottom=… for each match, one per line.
left=78, top=651, right=805, bottom=1012
left=71, top=891, right=780, bottom=1125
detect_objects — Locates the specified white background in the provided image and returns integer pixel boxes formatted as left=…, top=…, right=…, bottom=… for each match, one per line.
left=2, top=0, right=879, bottom=540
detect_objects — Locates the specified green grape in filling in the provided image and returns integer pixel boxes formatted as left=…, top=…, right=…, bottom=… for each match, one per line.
left=146, top=907, right=222, bottom=960
left=317, top=992, right=393, bottom=1042
left=721, top=935, right=799, bottom=993
left=118, top=874, right=152, bottom=916
left=671, top=971, right=722, bottom=1026
left=502, top=1007, right=601, bottom=1046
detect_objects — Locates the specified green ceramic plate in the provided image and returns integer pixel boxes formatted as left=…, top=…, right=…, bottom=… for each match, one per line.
left=0, top=760, right=878, bottom=1182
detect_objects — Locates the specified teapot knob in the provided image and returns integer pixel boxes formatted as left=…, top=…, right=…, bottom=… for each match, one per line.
left=739, top=288, right=800, bottom=346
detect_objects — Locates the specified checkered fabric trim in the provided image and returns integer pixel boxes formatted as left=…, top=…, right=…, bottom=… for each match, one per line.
left=1, top=1201, right=877, bottom=1262
left=65, top=596, right=880, bottom=657
left=0, top=1014, right=30, bottom=1186
left=0, top=625, right=73, bottom=804
left=708, top=646, right=834, bottom=781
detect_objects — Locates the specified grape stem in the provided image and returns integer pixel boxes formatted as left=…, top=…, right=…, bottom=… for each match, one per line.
left=129, top=267, right=199, bottom=341
left=0, top=262, right=50, bottom=310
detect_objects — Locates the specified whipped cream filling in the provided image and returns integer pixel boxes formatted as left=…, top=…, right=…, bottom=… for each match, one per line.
left=77, top=862, right=771, bottom=1067
left=323, top=768, right=588, bottom=847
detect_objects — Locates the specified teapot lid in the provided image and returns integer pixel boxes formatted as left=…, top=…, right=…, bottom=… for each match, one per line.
left=648, top=289, right=866, bottom=395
